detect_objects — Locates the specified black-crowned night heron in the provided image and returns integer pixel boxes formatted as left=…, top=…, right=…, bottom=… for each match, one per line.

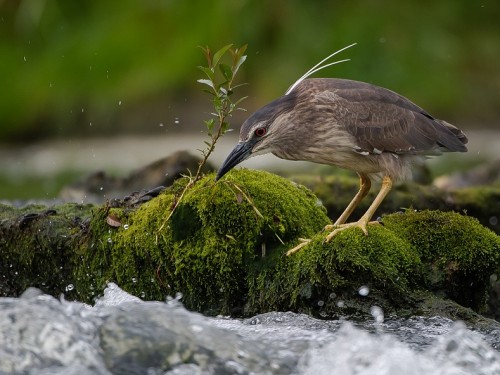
left=216, top=55, right=468, bottom=254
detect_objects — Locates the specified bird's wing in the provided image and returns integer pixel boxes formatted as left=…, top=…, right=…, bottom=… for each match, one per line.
left=308, top=80, right=465, bottom=154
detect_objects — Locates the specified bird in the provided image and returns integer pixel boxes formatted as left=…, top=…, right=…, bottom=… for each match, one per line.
left=215, top=48, right=468, bottom=254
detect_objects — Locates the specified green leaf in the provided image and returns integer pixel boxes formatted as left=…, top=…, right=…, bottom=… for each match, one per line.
left=213, top=96, right=223, bottom=112
left=198, top=46, right=212, bottom=69
left=219, top=63, right=233, bottom=82
left=231, top=83, right=248, bottom=90
left=204, top=118, right=215, bottom=131
left=232, top=54, right=247, bottom=77
left=235, top=44, right=247, bottom=60
left=233, top=96, right=248, bottom=108
left=213, top=44, right=233, bottom=68
left=197, top=66, right=215, bottom=80
left=197, top=79, right=215, bottom=90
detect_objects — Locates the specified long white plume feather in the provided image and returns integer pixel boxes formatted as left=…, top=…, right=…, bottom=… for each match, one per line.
left=285, top=43, right=357, bottom=95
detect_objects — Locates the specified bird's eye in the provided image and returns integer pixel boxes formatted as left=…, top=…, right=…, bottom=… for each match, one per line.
left=254, top=127, right=267, bottom=137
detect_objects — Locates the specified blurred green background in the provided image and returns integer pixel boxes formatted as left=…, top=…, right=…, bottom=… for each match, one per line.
left=2, top=0, right=499, bottom=141
left=0, top=0, right=499, bottom=199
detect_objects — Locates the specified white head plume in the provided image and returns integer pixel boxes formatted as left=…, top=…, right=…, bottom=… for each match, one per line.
left=285, top=43, right=357, bottom=95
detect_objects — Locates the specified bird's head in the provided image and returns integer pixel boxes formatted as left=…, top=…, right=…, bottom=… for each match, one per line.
left=215, top=92, right=297, bottom=181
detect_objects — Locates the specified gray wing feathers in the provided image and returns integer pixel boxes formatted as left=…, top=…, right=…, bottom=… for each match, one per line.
left=305, top=79, right=468, bottom=155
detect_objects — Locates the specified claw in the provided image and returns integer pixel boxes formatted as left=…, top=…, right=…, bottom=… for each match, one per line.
left=324, top=220, right=380, bottom=243
left=286, top=238, right=311, bottom=256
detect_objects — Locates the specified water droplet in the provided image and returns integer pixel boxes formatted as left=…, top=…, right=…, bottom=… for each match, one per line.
left=159, top=123, right=164, bottom=127
left=100, top=187, right=103, bottom=191
left=23, top=56, right=26, bottom=62
left=358, top=285, right=370, bottom=296
left=329, top=292, right=336, bottom=299
left=132, top=277, right=137, bottom=283
left=370, top=305, right=384, bottom=323
left=123, top=224, right=129, bottom=230
left=107, top=237, right=112, bottom=244
left=336, top=300, right=345, bottom=308
left=174, top=117, right=180, bottom=124
left=65, top=284, right=74, bottom=291
left=191, top=325, right=203, bottom=333
left=317, top=300, right=324, bottom=307
left=118, top=100, right=122, bottom=106
left=489, top=216, right=498, bottom=226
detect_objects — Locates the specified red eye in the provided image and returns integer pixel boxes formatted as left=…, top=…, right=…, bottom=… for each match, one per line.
left=254, top=127, right=267, bottom=137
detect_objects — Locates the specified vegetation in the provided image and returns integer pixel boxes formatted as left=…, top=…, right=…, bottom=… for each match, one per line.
left=1, top=171, right=499, bottom=322
left=160, top=44, right=248, bottom=229
left=1, top=0, right=499, bottom=141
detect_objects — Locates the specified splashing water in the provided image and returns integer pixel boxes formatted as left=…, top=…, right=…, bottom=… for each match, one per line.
left=0, top=283, right=498, bottom=375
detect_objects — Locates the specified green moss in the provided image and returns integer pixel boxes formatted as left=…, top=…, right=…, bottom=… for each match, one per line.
left=74, top=170, right=500, bottom=317
left=0, top=203, right=94, bottom=299
left=76, top=170, right=330, bottom=313
left=288, top=174, right=438, bottom=223
left=382, top=210, right=500, bottom=312
left=452, top=186, right=500, bottom=233
left=247, top=224, right=420, bottom=317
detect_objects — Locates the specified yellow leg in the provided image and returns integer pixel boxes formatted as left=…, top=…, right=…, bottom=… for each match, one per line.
left=325, top=173, right=371, bottom=231
left=324, top=175, right=393, bottom=242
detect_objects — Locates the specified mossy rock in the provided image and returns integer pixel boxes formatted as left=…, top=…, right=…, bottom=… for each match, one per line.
left=76, top=169, right=330, bottom=314
left=290, top=174, right=500, bottom=234
left=2, top=170, right=500, bottom=320
left=246, top=224, right=421, bottom=317
left=382, top=210, right=500, bottom=314
left=0, top=202, right=94, bottom=299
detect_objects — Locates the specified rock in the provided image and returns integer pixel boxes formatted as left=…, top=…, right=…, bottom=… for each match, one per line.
left=99, top=300, right=297, bottom=374
left=434, top=159, right=500, bottom=189
left=76, top=169, right=330, bottom=314
left=59, top=151, right=213, bottom=203
left=0, top=286, right=299, bottom=375
left=289, top=173, right=500, bottom=234
left=1, top=169, right=500, bottom=323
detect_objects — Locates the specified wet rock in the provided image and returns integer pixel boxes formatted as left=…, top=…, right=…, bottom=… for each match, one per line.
left=0, top=292, right=109, bottom=375
left=0, top=286, right=299, bottom=375
left=60, top=150, right=213, bottom=204
left=434, top=159, right=500, bottom=190
left=99, top=301, right=296, bottom=374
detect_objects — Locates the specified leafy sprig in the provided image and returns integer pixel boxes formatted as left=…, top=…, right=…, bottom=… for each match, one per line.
left=158, top=44, right=247, bottom=233
left=194, top=43, right=248, bottom=183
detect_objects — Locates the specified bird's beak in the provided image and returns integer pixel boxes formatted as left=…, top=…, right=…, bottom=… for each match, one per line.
left=215, top=142, right=253, bottom=181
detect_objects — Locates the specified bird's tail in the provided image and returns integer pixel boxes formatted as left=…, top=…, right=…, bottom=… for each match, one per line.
left=436, top=120, right=468, bottom=152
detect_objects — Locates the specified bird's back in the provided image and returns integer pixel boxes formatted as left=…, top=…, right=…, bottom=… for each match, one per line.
left=293, top=78, right=468, bottom=155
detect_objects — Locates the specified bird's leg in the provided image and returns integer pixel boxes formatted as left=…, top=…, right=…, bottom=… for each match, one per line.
left=324, top=173, right=371, bottom=231
left=287, top=174, right=372, bottom=256
left=324, top=175, right=393, bottom=242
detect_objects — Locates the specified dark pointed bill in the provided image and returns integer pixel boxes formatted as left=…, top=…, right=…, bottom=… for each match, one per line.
left=215, top=142, right=253, bottom=181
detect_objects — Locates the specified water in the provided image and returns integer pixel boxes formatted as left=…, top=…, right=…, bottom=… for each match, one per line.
left=0, top=283, right=499, bottom=375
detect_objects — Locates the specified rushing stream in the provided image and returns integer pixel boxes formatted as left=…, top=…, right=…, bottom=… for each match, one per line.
left=1, top=283, right=499, bottom=375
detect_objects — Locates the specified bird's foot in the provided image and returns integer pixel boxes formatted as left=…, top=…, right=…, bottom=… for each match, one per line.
left=286, top=238, right=312, bottom=256
left=323, top=220, right=381, bottom=243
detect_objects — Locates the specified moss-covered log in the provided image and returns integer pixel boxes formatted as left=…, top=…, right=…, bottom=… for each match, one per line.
left=289, top=174, right=500, bottom=234
left=1, top=170, right=499, bottom=322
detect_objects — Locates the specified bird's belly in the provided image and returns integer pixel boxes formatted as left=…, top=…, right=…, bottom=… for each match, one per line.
left=274, top=145, right=414, bottom=180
